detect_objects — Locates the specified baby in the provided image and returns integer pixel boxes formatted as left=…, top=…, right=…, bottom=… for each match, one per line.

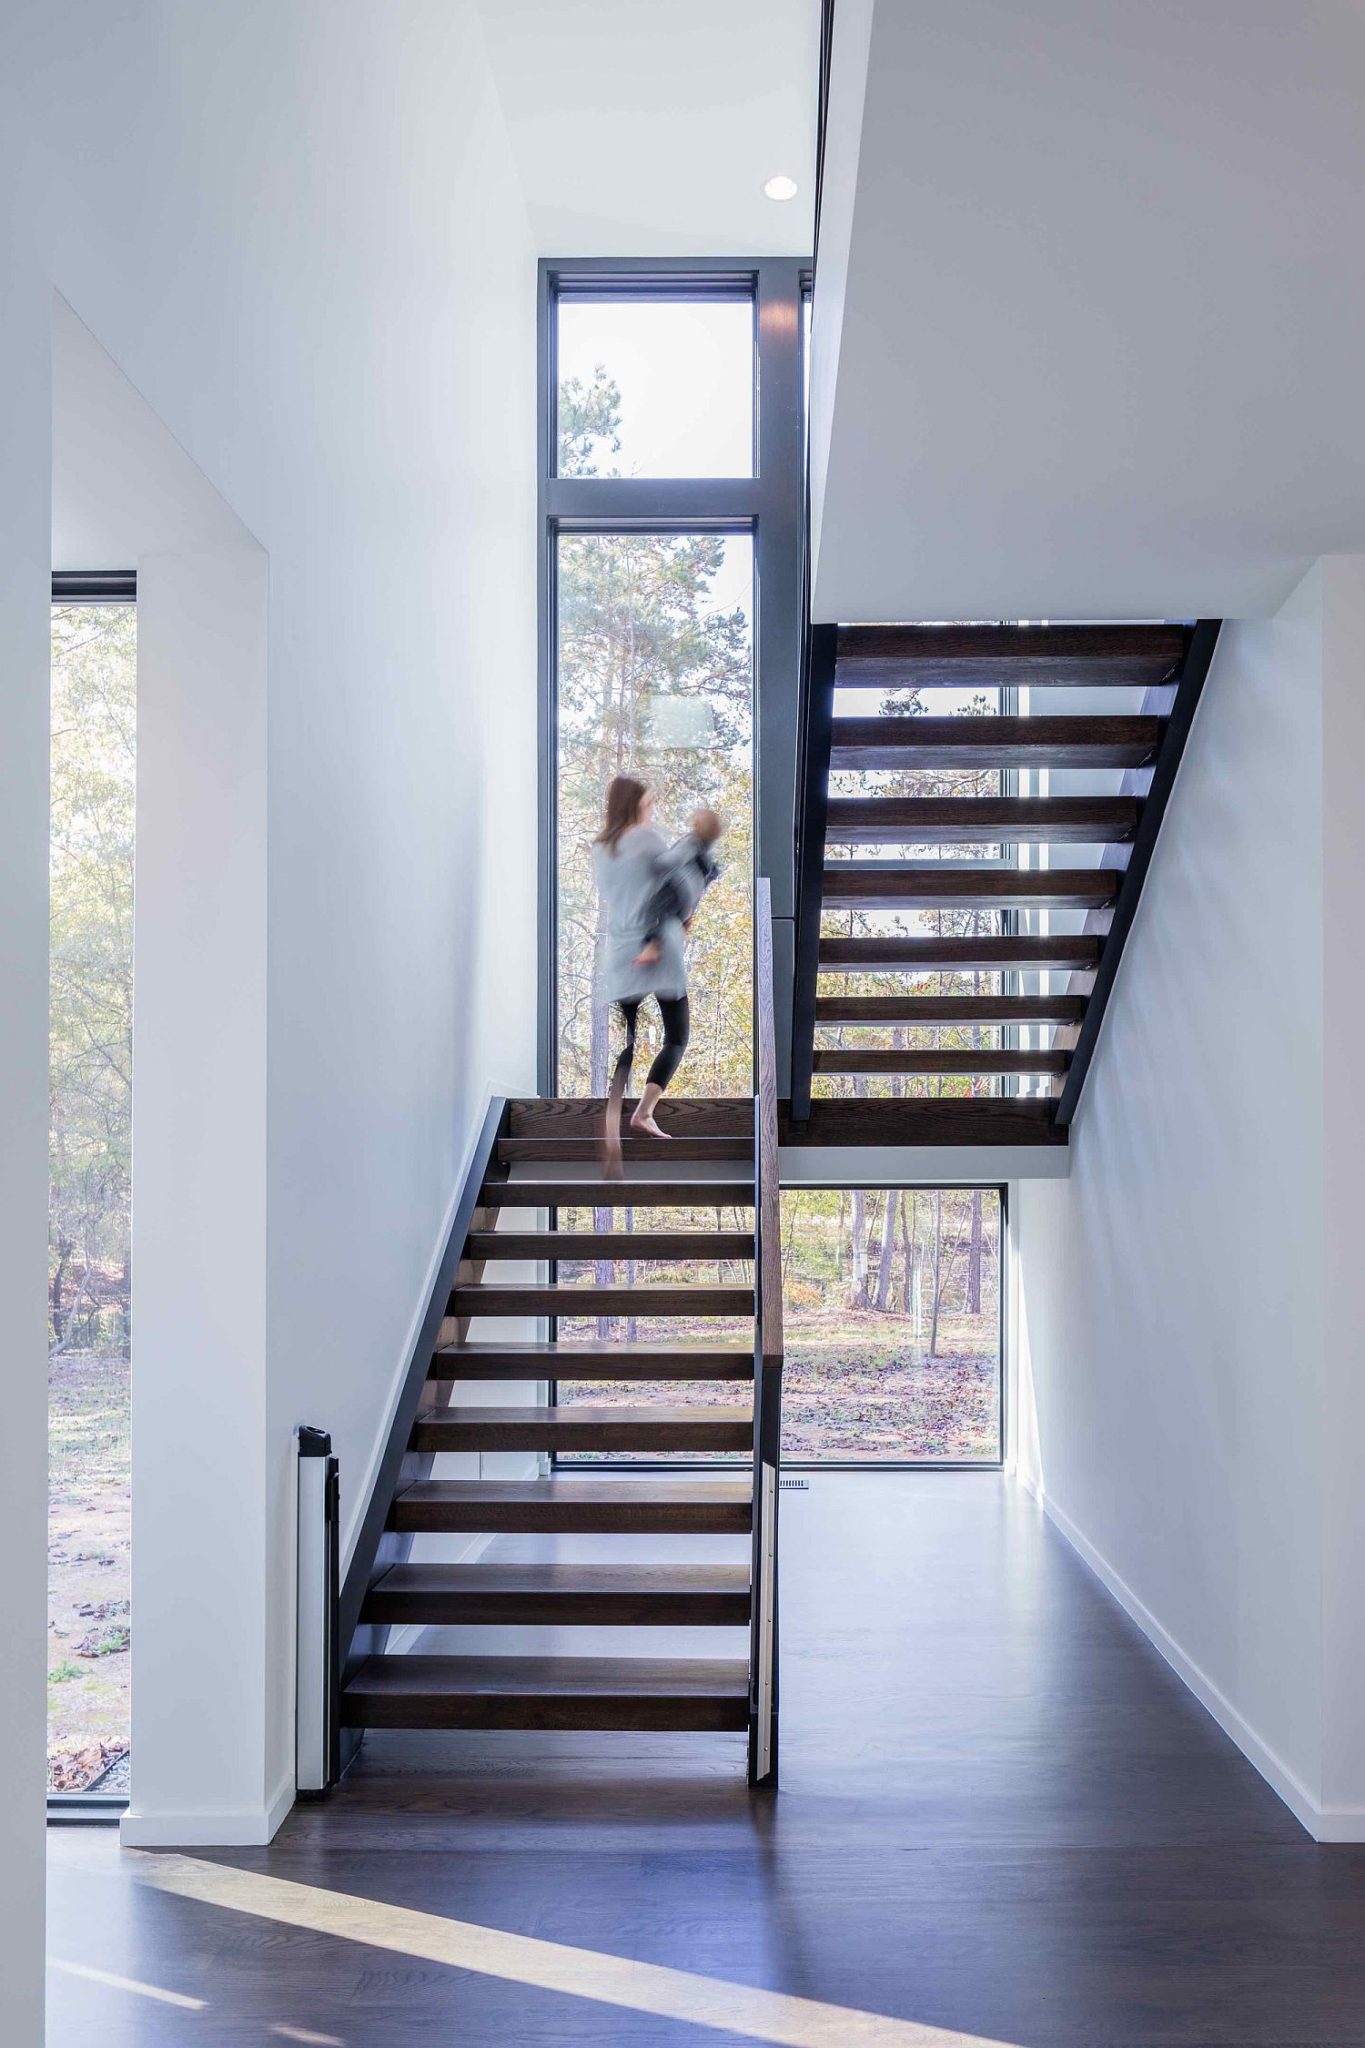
left=633, top=808, right=725, bottom=967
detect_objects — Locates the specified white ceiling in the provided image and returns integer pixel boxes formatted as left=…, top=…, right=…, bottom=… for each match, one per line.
left=812, top=0, right=1365, bottom=621
left=475, top=0, right=818, bottom=256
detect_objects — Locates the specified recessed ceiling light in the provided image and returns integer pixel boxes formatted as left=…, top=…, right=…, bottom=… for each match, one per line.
left=763, top=174, right=799, bottom=202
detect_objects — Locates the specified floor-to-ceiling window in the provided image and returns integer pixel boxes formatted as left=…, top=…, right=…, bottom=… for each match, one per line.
left=542, top=263, right=803, bottom=1452
left=48, top=576, right=135, bottom=1798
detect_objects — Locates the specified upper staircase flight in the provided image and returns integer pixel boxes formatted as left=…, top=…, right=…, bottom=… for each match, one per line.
left=789, top=620, right=1221, bottom=1131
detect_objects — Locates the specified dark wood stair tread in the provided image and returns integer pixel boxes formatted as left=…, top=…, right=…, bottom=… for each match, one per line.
left=814, top=994, right=1083, bottom=1025
left=817, top=934, right=1101, bottom=973
left=833, top=623, right=1187, bottom=686
left=498, top=1136, right=752, bottom=1162
left=341, top=1654, right=751, bottom=1730
left=412, top=1404, right=752, bottom=1452
left=823, top=796, right=1140, bottom=845
left=479, top=1179, right=754, bottom=1210
left=820, top=865, right=1119, bottom=908
left=451, top=1283, right=754, bottom=1318
left=466, top=1230, right=755, bottom=1261
left=389, top=1478, right=752, bottom=1533
left=436, top=1341, right=754, bottom=1380
left=813, top=1048, right=1069, bottom=1076
left=508, top=1098, right=753, bottom=1138
left=781, top=1096, right=1067, bottom=1146
left=829, top=714, right=1162, bottom=769
left=361, top=1561, right=751, bottom=1627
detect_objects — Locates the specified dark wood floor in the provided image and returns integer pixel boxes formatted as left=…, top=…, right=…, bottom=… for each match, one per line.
left=48, top=1475, right=1365, bottom=2045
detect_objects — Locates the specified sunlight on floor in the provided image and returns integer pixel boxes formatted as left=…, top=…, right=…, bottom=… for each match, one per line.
left=73, top=1849, right=1022, bottom=2048
left=48, top=1957, right=206, bottom=2009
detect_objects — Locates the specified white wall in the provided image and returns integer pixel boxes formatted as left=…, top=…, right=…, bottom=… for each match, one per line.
left=0, top=271, right=57, bottom=2048
left=129, top=542, right=274, bottom=1843
left=1015, top=563, right=1365, bottom=1838
left=0, top=0, right=538, bottom=1929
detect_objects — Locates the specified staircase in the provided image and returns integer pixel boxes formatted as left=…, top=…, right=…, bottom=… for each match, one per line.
left=338, top=888, right=784, bottom=1782
left=790, top=620, right=1221, bottom=1127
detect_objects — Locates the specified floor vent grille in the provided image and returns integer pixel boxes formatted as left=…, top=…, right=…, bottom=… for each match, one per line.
left=779, top=1477, right=809, bottom=1491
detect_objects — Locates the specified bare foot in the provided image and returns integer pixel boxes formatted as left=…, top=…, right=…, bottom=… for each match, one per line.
left=628, top=1112, right=670, bottom=1139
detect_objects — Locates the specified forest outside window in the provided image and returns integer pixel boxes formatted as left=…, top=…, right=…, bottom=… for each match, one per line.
left=554, top=529, right=754, bottom=1097
left=782, top=1187, right=1004, bottom=1464
left=48, top=591, right=135, bottom=1796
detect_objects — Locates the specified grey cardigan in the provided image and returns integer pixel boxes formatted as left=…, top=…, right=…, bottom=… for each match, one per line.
left=592, top=824, right=688, bottom=1003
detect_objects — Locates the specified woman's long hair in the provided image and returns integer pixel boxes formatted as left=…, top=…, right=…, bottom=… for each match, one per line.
left=595, top=774, right=647, bottom=854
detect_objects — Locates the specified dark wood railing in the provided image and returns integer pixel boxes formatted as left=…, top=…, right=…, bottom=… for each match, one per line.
left=748, top=878, right=783, bottom=1785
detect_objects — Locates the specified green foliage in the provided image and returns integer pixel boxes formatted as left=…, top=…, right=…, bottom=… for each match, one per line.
left=49, top=603, right=135, bottom=1356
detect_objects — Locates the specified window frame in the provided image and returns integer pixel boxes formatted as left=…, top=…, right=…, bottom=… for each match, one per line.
left=537, top=256, right=809, bottom=1093
left=47, top=571, right=137, bottom=1825
left=552, top=1179, right=1009, bottom=1475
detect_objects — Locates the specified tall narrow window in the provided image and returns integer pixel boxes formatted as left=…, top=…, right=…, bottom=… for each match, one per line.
left=48, top=592, right=135, bottom=1796
left=541, top=263, right=803, bottom=1463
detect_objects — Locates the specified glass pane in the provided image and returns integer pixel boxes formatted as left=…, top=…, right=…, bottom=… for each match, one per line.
left=555, top=530, right=753, bottom=1098
left=49, top=600, right=135, bottom=1792
left=781, top=1188, right=1002, bottom=1462
left=557, top=297, right=754, bottom=478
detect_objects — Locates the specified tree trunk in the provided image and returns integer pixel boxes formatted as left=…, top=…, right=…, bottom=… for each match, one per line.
left=625, top=1204, right=638, bottom=1343
left=967, top=1188, right=983, bottom=1316
left=899, top=1192, right=915, bottom=1321
left=929, top=1189, right=944, bottom=1358
left=593, top=1202, right=614, bottom=1342
left=874, top=1189, right=897, bottom=1311
left=50, top=1235, right=73, bottom=1348
left=849, top=1189, right=870, bottom=1309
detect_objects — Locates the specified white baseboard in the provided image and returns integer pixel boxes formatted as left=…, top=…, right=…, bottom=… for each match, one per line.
left=1018, top=1470, right=1364, bottom=1843
left=120, top=1769, right=295, bottom=1848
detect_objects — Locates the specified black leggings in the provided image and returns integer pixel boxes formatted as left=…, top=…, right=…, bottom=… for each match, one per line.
left=614, top=995, right=690, bottom=1093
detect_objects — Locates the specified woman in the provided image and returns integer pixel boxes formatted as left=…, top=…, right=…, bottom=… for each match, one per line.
left=592, top=774, right=693, bottom=1169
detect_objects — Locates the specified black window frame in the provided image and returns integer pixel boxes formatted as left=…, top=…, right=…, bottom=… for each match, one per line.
left=47, top=570, right=136, bottom=1825
left=537, top=256, right=810, bottom=1094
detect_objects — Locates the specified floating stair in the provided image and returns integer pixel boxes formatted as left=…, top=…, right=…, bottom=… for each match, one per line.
left=341, top=1095, right=762, bottom=1756
left=791, top=619, right=1221, bottom=1123
left=342, top=1655, right=751, bottom=1732
left=360, top=1562, right=751, bottom=1628
left=387, top=1478, right=753, bottom=1535
left=436, top=1341, right=754, bottom=1381
left=411, top=1405, right=753, bottom=1454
